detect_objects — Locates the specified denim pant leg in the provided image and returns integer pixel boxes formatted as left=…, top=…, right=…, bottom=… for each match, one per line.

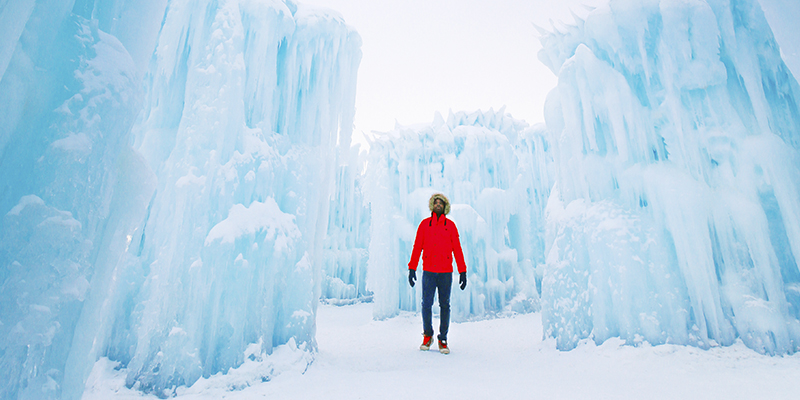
left=421, top=271, right=436, bottom=337
left=437, top=272, right=453, bottom=341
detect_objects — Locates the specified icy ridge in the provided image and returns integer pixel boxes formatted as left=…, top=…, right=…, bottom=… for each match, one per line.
left=540, top=0, right=800, bottom=354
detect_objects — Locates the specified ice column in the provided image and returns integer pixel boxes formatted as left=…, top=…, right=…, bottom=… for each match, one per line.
left=0, top=0, right=360, bottom=398
left=0, top=6, right=156, bottom=400
left=110, top=0, right=361, bottom=394
left=540, top=0, right=800, bottom=354
left=365, top=110, right=552, bottom=320
left=322, top=143, right=371, bottom=302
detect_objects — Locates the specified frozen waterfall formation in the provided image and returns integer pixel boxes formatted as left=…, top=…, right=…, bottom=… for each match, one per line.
left=0, top=0, right=360, bottom=398
left=539, top=0, right=800, bottom=354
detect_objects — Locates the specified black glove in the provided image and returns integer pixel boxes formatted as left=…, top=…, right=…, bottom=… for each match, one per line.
left=459, top=272, right=467, bottom=290
left=409, top=269, right=416, bottom=287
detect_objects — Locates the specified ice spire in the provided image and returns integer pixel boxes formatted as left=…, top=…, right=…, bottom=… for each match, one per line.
left=541, top=0, right=800, bottom=354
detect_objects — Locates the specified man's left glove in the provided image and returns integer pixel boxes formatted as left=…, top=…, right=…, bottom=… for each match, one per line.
left=409, top=269, right=416, bottom=287
left=459, top=272, right=467, bottom=290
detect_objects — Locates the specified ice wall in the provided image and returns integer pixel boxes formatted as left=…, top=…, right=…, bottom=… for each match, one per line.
left=0, top=0, right=360, bottom=398
left=322, top=144, right=371, bottom=303
left=0, top=6, right=156, bottom=399
left=101, top=0, right=360, bottom=396
left=758, top=0, right=800, bottom=79
left=539, top=0, right=800, bottom=354
left=365, top=109, right=552, bottom=320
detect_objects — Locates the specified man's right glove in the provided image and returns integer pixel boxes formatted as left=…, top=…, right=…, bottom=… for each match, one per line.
left=459, top=271, right=467, bottom=290
left=409, top=269, right=416, bottom=287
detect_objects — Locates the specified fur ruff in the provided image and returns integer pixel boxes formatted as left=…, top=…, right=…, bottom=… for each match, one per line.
left=428, top=193, right=451, bottom=215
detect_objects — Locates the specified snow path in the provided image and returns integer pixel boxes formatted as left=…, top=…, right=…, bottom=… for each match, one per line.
left=86, top=302, right=800, bottom=399
left=259, top=303, right=800, bottom=399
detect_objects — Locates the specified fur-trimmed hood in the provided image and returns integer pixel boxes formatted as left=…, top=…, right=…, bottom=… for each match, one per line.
left=428, top=193, right=451, bottom=215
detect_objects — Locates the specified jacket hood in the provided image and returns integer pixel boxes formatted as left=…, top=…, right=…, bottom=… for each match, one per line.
left=428, top=193, right=451, bottom=215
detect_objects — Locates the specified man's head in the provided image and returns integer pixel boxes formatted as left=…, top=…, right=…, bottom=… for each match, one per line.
left=428, top=193, right=451, bottom=215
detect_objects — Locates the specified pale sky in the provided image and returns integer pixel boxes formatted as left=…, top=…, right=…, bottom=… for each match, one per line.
left=300, top=0, right=799, bottom=144
left=300, top=0, right=607, bottom=142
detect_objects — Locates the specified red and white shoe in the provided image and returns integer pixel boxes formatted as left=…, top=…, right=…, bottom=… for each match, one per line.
left=420, top=335, right=433, bottom=351
left=438, top=339, right=450, bottom=354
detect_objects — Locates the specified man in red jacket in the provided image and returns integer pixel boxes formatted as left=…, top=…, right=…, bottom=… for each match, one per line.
left=408, top=193, right=467, bottom=354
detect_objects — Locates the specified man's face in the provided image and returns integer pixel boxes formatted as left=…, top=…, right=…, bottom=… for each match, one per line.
left=433, top=198, right=445, bottom=214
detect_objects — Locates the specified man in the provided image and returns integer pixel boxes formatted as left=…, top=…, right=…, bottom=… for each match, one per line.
left=408, top=193, right=467, bottom=354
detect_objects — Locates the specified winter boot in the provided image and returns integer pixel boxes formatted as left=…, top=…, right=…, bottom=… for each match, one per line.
left=420, top=334, right=433, bottom=351
left=438, top=339, right=450, bottom=354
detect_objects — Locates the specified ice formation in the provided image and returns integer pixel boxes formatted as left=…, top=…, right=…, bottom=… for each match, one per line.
left=363, top=109, right=552, bottom=320
left=3, top=0, right=800, bottom=397
left=539, top=0, right=800, bottom=354
left=322, top=144, right=371, bottom=303
left=0, top=0, right=360, bottom=398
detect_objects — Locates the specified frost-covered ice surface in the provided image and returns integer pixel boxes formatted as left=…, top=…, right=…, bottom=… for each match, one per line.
left=363, top=109, right=552, bottom=320
left=758, top=0, right=800, bottom=79
left=321, top=143, right=371, bottom=302
left=83, top=303, right=800, bottom=399
left=539, top=0, right=800, bottom=354
left=119, top=1, right=359, bottom=395
left=0, top=0, right=359, bottom=398
left=0, top=7, right=154, bottom=399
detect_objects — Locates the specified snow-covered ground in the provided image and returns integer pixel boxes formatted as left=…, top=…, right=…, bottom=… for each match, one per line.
left=86, top=302, right=800, bottom=399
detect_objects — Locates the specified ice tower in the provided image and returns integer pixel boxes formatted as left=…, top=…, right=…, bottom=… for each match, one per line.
left=0, top=0, right=360, bottom=398
left=539, top=0, right=800, bottom=354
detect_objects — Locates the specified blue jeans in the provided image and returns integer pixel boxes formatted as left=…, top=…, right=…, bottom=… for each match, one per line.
left=421, top=271, right=452, bottom=341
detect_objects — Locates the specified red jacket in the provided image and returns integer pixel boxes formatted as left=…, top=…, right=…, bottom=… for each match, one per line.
left=408, top=212, right=467, bottom=274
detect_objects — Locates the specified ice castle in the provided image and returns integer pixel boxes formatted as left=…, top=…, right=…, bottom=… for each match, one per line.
left=1, top=0, right=799, bottom=398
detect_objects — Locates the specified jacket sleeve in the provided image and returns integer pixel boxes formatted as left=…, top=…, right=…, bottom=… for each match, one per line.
left=408, top=220, right=425, bottom=270
left=450, top=221, right=467, bottom=274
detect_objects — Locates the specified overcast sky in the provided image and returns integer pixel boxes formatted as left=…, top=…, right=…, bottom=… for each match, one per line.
left=300, top=0, right=799, bottom=144
left=300, top=0, right=606, bottom=141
